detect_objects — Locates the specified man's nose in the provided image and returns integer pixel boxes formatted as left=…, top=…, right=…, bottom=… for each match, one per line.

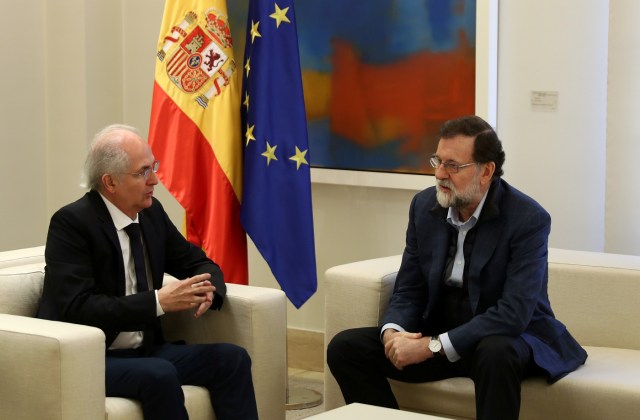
left=434, top=163, right=449, bottom=179
left=147, top=170, right=159, bottom=185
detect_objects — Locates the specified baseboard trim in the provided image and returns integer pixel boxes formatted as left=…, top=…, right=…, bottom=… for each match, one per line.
left=287, top=328, right=324, bottom=372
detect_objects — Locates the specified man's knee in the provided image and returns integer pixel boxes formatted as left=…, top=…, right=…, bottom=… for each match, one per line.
left=217, top=343, right=252, bottom=373
left=471, top=336, right=531, bottom=375
left=327, top=327, right=379, bottom=370
left=478, top=335, right=528, bottom=357
left=327, top=329, right=349, bottom=351
left=327, top=329, right=355, bottom=368
left=142, top=358, right=182, bottom=389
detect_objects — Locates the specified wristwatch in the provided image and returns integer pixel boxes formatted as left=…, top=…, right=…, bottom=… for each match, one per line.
left=428, top=336, right=443, bottom=354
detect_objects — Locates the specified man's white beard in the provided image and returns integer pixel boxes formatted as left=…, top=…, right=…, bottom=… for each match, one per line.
left=436, top=176, right=481, bottom=209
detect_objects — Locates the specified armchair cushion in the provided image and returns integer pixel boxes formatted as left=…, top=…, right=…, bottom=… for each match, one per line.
left=0, top=264, right=45, bottom=316
left=0, top=246, right=46, bottom=269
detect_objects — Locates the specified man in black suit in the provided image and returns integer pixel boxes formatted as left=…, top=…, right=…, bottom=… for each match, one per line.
left=37, top=124, right=258, bottom=420
left=327, top=115, right=587, bottom=420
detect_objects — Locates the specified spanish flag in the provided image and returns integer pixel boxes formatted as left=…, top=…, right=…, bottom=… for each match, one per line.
left=149, top=0, right=248, bottom=284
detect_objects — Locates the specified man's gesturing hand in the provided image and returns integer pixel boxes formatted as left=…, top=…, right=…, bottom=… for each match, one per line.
left=158, top=273, right=215, bottom=318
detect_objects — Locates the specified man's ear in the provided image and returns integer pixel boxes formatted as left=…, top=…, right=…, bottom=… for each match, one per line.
left=102, top=173, right=117, bottom=193
left=481, top=161, right=496, bottom=186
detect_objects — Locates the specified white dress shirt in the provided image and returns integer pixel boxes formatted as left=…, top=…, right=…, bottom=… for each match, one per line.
left=99, top=193, right=164, bottom=350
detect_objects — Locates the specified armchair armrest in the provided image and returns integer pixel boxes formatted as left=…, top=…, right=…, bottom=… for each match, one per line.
left=161, top=283, right=287, bottom=420
left=323, top=255, right=402, bottom=410
left=0, top=314, right=105, bottom=420
left=0, top=246, right=45, bottom=269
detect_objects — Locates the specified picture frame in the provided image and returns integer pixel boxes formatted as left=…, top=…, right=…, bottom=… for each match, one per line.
left=310, top=0, right=498, bottom=190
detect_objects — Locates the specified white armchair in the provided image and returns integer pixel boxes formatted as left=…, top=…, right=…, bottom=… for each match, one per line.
left=0, top=246, right=287, bottom=420
left=323, top=251, right=640, bottom=420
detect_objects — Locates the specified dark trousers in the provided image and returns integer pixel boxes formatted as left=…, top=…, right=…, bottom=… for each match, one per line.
left=106, top=342, right=258, bottom=420
left=327, top=327, right=539, bottom=420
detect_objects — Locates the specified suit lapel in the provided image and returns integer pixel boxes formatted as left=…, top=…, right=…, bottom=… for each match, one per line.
left=466, top=181, right=503, bottom=312
left=88, top=190, right=120, bottom=248
left=427, top=205, right=451, bottom=308
left=88, top=190, right=127, bottom=296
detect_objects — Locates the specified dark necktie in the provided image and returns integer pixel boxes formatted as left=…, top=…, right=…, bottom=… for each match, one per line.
left=124, top=223, right=149, bottom=293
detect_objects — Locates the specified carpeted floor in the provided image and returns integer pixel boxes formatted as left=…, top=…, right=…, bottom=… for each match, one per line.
left=285, top=370, right=325, bottom=419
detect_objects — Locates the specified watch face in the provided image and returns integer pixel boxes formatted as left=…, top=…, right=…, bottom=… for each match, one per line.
left=429, top=338, right=442, bottom=353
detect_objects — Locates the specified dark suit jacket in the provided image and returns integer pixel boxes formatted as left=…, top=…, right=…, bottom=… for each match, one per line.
left=382, top=179, right=587, bottom=383
left=37, top=190, right=225, bottom=348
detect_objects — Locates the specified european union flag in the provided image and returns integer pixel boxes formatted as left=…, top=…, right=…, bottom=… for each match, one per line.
left=240, top=0, right=317, bottom=308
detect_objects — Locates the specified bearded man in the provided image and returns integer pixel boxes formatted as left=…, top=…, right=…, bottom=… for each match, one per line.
left=327, top=115, right=587, bottom=420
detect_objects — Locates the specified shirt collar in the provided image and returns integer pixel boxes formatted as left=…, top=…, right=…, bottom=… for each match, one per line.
left=99, top=192, right=139, bottom=231
left=447, top=189, right=489, bottom=228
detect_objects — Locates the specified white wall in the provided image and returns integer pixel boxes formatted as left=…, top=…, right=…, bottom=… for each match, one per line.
left=497, top=0, right=609, bottom=252
left=44, top=0, right=125, bottom=219
left=606, top=0, right=640, bottom=255
left=1, top=0, right=638, bottom=332
left=0, top=0, right=48, bottom=249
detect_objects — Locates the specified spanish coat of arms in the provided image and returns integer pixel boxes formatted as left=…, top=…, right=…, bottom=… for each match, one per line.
left=157, top=8, right=236, bottom=108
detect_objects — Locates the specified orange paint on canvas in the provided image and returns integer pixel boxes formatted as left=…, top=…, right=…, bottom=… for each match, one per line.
left=329, top=31, right=475, bottom=154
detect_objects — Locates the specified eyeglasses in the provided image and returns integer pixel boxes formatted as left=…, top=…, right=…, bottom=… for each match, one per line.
left=124, top=160, right=160, bottom=180
left=429, top=155, right=476, bottom=174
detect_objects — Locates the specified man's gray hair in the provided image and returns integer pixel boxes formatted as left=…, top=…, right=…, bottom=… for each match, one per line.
left=83, top=124, right=142, bottom=191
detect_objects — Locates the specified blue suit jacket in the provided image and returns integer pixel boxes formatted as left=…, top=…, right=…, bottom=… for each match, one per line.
left=37, top=190, right=225, bottom=348
left=382, top=179, right=587, bottom=383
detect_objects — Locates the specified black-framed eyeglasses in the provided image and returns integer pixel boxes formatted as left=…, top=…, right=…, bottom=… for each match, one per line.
left=429, top=155, right=476, bottom=174
left=124, top=160, right=160, bottom=180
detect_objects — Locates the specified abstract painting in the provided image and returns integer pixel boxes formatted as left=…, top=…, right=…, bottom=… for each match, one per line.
left=228, top=0, right=477, bottom=176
